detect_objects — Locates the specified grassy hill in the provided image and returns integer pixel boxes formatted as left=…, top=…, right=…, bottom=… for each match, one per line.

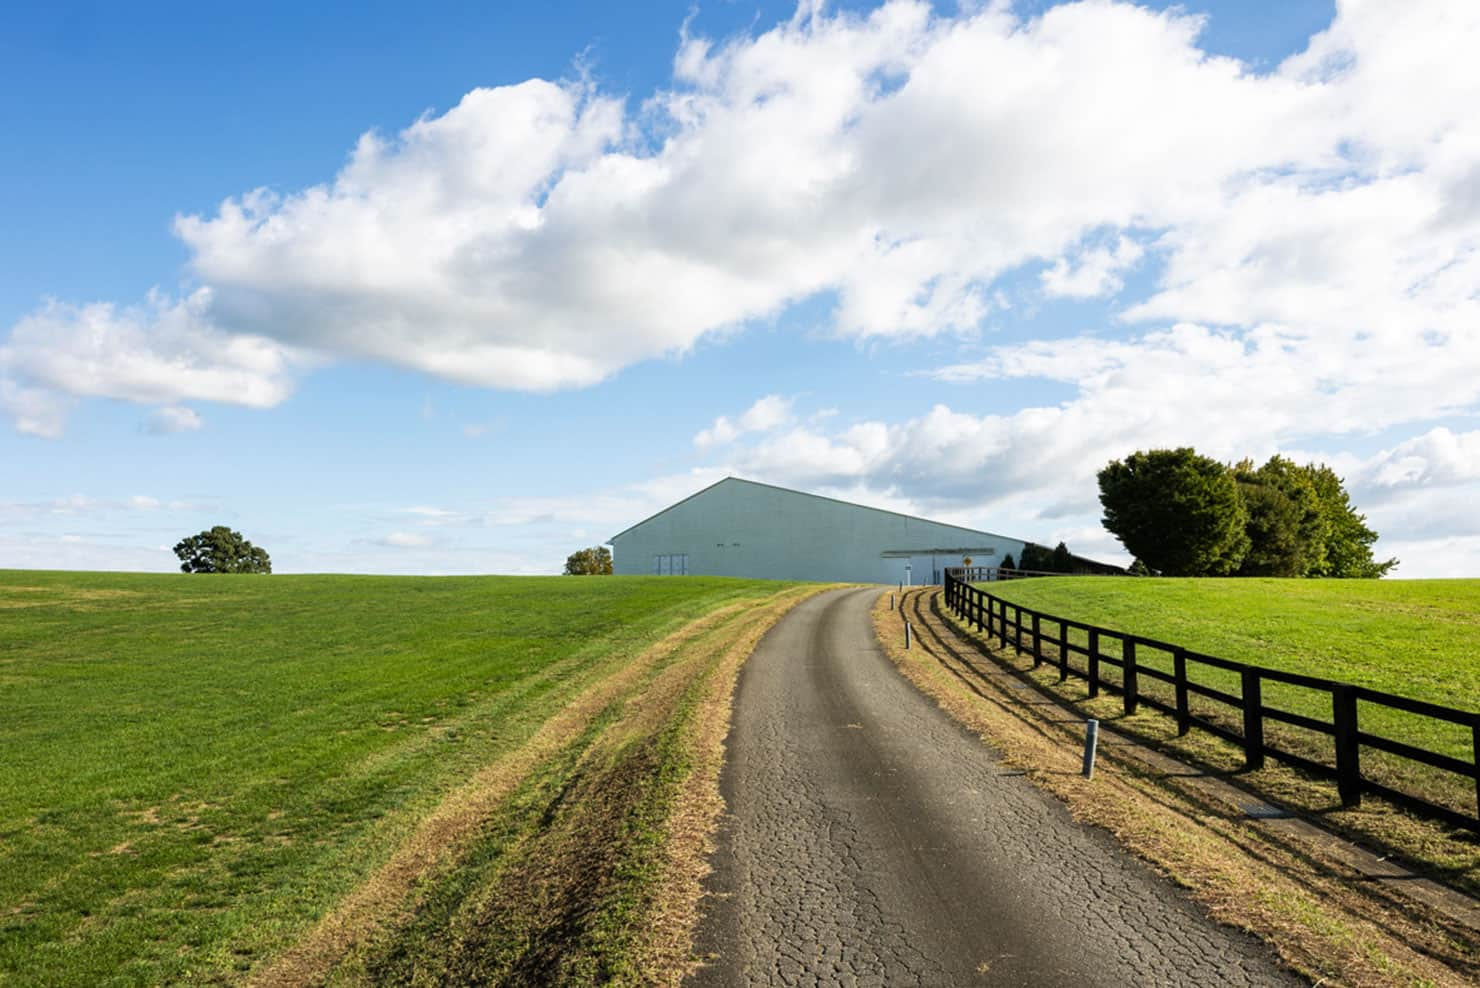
left=979, top=576, right=1480, bottom=819
left=980, top=576, right=1480, bottom=714
left=0, top=570, right=808, bottom=985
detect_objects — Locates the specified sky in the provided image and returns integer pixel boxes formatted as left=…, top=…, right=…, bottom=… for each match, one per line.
left=4, top=0, right=1479, bottom=578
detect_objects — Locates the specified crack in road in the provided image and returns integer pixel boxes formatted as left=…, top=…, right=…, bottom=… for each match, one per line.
left=688, top=587, right=1300, bottom=987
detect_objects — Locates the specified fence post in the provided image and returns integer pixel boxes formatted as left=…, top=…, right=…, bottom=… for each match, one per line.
left=1472, top=717, right=1480, bottom=823
left=1173, top=648, right=1190, bottom=736
left=1057, top=623, right=1069, bottom=682
left=1032, top=613, right=1043, bottom=670
left=1087, top=627, right=1100, bottom=698
left=1123, top=638, right=1139, bottom=715
left=974, top=591, right=983, bottom=632
left=1241, top=668, right=1264, bottom=770
left=1333, top=685, right=1361, bottom=807
left=1012, top=605, right=1023, bottom=654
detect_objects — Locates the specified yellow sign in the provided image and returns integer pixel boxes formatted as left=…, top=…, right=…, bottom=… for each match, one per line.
left=963, top=556, right=973, bottom=566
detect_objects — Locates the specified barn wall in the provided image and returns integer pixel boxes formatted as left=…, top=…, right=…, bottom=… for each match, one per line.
left=609, top=479, right=1024, bottom=584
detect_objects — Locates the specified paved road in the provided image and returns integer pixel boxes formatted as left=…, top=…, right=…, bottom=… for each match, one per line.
left=689, top=587, right=1300, bottom=987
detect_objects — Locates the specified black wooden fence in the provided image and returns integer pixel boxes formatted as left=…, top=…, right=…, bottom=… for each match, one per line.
left=942, top=568, right=1480, bottom=831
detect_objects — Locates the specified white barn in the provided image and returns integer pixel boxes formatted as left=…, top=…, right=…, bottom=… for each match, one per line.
left=608, top=477, right=1028, bottom=585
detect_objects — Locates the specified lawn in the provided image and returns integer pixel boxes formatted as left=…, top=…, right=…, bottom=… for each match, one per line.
left=975, top=577, right=1480, bottom=817
left=0, top=570, right=801, bottom=985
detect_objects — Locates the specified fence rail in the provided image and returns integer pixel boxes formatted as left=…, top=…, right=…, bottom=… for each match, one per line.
left=952, top=565, right=1121, bottom=583
left=941, top=568, right=1480, bottom=831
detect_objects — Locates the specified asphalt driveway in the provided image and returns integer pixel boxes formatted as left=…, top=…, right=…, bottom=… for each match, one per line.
left=688, top=587, right=1300, bottom=987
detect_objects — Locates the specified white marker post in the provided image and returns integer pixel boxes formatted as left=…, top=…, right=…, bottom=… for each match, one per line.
left=1082, top=719, right=1100, bottom=779
left=905, top=621, right=912, bottom=650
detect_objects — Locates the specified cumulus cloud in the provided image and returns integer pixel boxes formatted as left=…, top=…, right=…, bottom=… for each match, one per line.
left=11, top=0, right=1477, bottom=436
left=1040, top=236, right=1145, bottom=299
left=1353, top=428, right=1480, bottom=491
left=144, top=405, right=204, bottom=434
left=1, top=291, right=298, bottom=436
left=0, top=381, right=71, bottom=439
left=5, top=0, right=1480, bottom=577
left=695, top=394, right=794, bottom=448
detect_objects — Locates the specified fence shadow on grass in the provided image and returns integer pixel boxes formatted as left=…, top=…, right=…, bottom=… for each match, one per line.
left=943, top=569, right=1480, bottom=834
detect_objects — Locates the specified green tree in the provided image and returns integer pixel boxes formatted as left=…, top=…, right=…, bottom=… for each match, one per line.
left=1235, top=478, right=1305, bottom=576
left=1304, top=465, right=1398, bottom=577
left=1128, top=558, right=1153, bottom=576
left=1098, top=448, right=1249, bottom=576
left=563, top=545, right=614, bottom=575
left=1051, top=541, right=1073, bottom=573
left=1018, top=543, right=1054, bottom=571
left=1234, top=456, right=1327, bottom=576
left=1000, top=553, right=1016, bottom=571
left=173, top=526, right=272, bottom=574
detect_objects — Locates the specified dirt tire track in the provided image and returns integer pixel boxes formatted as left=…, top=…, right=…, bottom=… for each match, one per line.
left=252, top=596, right=786, bottom=987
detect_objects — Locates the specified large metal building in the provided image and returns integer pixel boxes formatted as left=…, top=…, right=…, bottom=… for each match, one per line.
left=608, top=477, right=1028, bottom=585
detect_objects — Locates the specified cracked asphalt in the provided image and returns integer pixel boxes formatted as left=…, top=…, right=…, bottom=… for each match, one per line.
left=688, top=587, right=1301, bottom=987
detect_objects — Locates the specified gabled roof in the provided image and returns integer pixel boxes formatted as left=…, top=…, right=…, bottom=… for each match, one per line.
left=607, top=476, right=1020, bottom=545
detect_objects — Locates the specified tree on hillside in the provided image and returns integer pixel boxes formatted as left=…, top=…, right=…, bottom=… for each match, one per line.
left=1098, top=448, right=1249, bottom=576
left=1235, top=475, right=1305, bottom=576
left=173, top=526, right=272, bottom=574
left=1304, top=465, right=1398, bottom=577
left=1018, top=543, right=1054, bottom=571
left=564, top=545, right=613, bottom=575
left=1253, top=456, right=1328, bottom=570
left=1233, top=456, right=1326, bottom=576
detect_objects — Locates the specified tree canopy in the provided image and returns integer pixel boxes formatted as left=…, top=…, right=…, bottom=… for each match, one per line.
left=1015, top=542, right=1077, bottom=573
left=1098, top=448, right=1249, bottom=576
left=564, top=545, right=613, bottom=575
left=1099, top=449, right=1396, bottom=578
left=173, top=527, right=272, bottom=574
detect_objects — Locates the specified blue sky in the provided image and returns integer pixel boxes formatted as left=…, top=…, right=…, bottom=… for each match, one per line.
left=5, top=0, right=1480, bottom=577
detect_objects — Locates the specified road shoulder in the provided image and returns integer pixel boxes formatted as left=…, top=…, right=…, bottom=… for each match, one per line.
left=878, top=587, right=1479, bottom=987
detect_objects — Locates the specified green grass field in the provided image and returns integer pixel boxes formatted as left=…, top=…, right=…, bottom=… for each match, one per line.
left=977, top=576, right=1480, bottom=816
left=0, top=570, right=799, bottom=985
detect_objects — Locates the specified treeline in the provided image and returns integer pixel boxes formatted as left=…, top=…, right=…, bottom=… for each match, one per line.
left=1098, top=448, right=1396, bottom=578
left=1003, top=542, right=1074, bottom=573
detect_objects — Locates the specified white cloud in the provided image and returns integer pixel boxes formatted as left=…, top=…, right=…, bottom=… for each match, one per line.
left=14, top=0, right=1478, bottom=435
left=0, top=291, right=298, bottom=435
left=0, top=493, right=208, bottom=522
left=695, top=394, right=794, bottom=448
left=5, top=0, right=1480, bottom=577
left=144, top=405, right=204, bottom=434
left=0, top=381, right=71, bottom=439
left=1352, top=427, right=1480, bottom=491
left=1040, top=236, right=1144, bottom=299
left=379, top=531, right=431, bottom=548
